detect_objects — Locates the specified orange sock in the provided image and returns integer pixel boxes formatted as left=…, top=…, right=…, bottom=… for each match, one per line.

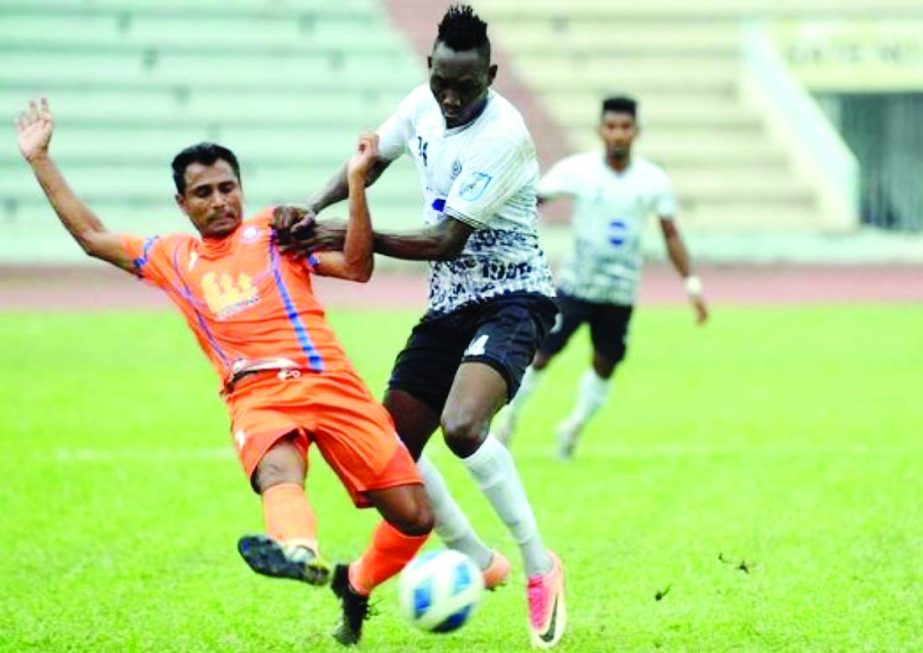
left=349, top=521, right=429, bottom=596
left=261, top=482, right=318, bottom=552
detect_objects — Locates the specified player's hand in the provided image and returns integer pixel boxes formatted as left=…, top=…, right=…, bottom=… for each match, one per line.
left=15, top=97, right=54, bottom=163
left=275, top=208, right=347, bottom=256
left=347, top=132, right=380, bottom=181
left=293, top=220, right=347, bottom=254
left=691, top=296, right=709, bottom=325
left=273, top=205, right=316, bottom=248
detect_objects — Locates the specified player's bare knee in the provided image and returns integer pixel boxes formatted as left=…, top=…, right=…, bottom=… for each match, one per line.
left=441, top=414, right=487, bottom=457
left=253, top=437, right=305, bottom=493
left=253, top=462, right=303, bottom=494
left=395, top=502, right=435, bottom=537
left=382, top=491, right=433, bottom=536
left=593, top=354, right=617, bottom=379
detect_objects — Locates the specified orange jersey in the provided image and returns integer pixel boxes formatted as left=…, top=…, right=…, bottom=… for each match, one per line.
left=121, top=208, right=353, bottom=386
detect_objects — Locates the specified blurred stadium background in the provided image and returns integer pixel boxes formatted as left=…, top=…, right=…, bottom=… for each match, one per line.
left=2, top=3, right=922, bottom=652
left=1, top=0, right=922, bottom=269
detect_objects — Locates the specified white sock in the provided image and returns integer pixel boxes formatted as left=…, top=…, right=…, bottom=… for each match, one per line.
left=566, top=368, right=611, bottom=426
left=461, top=434, right=551, bottom=576
left=417, top=453, right=493, bottom=570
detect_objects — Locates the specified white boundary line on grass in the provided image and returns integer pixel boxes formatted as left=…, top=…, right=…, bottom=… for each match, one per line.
left=39, top=443, right=921, bottom=463
left=556, top=443, right=921, bottom=457
left=51, top=447, right=234, bottom=462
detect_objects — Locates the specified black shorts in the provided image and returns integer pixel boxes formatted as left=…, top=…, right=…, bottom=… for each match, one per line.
left=388, top=293, right=558, bottom=413
left=539, top=291, right=634, bottom=364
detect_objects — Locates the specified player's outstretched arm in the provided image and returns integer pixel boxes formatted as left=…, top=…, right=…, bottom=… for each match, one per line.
left=15, top=98, right=133, bottom=271
left=284, top=216, right=472, bottom=262
left=310, top=132, right=379, bottom=281
left=371, top=218, right=473, bottom=261
left=660, top=217, right=708, bottom=325
left=274, top=155, right=392, bottom=240
left=279, top=211, right=473, bottom=263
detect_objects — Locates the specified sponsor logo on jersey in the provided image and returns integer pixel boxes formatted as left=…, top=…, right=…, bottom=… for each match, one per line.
left=608, top=218, right=629, bottom=246
left=202, top=272, right=260, bottom=319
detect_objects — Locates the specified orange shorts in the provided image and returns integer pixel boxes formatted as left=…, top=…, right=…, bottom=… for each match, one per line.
left=224, top=368, right=421, bottom=507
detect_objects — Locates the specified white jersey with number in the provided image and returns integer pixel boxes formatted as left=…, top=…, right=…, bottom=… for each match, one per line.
left=377, top=84, right=555, bottom=314
left=538, top=152, right=677, bottom=305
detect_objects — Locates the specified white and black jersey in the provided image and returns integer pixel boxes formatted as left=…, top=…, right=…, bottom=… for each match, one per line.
left=538, top=152, right=678, bottom=306
left=377, top=85, right=555, bottom=314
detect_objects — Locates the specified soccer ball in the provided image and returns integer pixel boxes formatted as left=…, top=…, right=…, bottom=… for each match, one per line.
left=397, top=549, right=484, bottom=633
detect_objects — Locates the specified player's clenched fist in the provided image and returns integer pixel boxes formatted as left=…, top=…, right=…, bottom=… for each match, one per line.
left=272, top=206, right=316, bottom=248
left=347, top=132, right=380, bottom=181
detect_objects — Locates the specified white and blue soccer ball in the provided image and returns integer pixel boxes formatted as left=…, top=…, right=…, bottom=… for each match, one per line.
left=397, top=549, right=484, bottom=633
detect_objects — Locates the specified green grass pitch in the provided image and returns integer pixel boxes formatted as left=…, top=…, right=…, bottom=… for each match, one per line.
left=1, top=305, right=921, bottom=652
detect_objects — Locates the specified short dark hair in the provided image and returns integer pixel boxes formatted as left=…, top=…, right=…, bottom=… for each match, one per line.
left=436, top=4, right=490, bottom=61
left=171, top=142, right=241, bottom=194
left=602, top=96, right=638, bottom=119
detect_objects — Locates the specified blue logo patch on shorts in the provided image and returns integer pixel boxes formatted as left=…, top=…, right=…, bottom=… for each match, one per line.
left=459, top=171, right=493, bottom=201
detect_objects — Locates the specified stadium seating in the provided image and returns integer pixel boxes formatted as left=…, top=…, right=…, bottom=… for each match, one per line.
left=0, top=0, right=425, bottom=261
left=481, top=0, right=923, bottom=232
left=6, top=0, right=920, bottom=259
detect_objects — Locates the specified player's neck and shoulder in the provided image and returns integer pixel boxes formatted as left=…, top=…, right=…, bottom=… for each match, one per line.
left=625, top=155, right=666, bottom=178
left=562, top=150, right=607, bottom=172
left=469, top=89, right=532, bottom=146
left=146, top=208, right=276, bottom=256
left=571, top=150, right=662, bottom=177
left=241, top=207, right=275, bottom=233
left=564, top=151, right=669, bottom=189
left=609, top=154, right=668, bottom=182
left=403, top=84, right=531, bottom=145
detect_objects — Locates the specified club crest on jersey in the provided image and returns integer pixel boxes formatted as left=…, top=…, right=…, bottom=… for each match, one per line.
left=202, top=272, right=260, bottom=320
left=450, top=159, right=462, bottom=180
left=459, top=171, right=492, bottom=201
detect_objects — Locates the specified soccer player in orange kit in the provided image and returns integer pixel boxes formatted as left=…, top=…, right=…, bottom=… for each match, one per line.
left=16, top=97, right=432, bottom=646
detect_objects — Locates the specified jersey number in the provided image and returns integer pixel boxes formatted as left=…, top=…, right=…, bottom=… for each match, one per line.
left=416, top=136, right=428, bottom=166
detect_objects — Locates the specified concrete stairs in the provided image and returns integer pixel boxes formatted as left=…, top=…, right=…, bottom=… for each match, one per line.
left=482, top=0, right=922, bottom=233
